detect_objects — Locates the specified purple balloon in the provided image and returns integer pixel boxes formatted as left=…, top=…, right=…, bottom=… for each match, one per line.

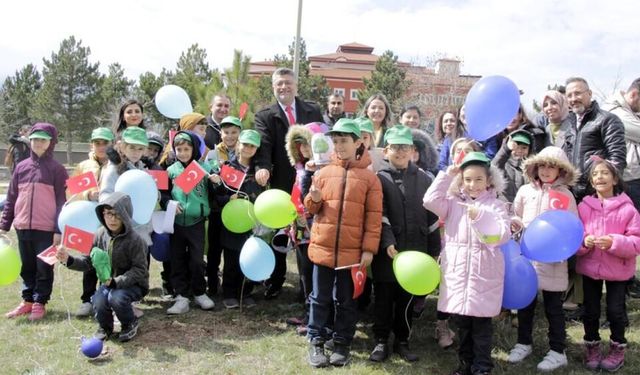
left=500, top=239, right=522, bottom=260
left=81, top=337, right=103, bottom=358
left=502, top=254, right=538, bottom=309
left=465, top=75, right=520, bottom=141
left=521, top=210, right=584, bottom=263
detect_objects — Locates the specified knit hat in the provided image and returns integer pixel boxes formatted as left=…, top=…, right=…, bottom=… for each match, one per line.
left=179, top=113, right=206, bottom=131
left=384, top=125, right=413, bottom=145
left=121, top=126, right=149, bottom=146
left=239, top=129, right=261, bottom=147
left=220, top=116, right=243, bottom=129
left=327, top=118, right=361, bottom=139
left=91, top=127, right=115, bottom=142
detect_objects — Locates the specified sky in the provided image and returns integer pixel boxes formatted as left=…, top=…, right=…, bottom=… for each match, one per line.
left=1, top=0, right=638, bottom=108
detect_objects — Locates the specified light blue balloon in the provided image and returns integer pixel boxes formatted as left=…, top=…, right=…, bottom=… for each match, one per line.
left=114, top=170, right=158, bottom=225
left=239, top=236, right=275, bottom=281
left=155, top=85, right=193, bottom=119
left=465, top=75, right=520, bottom=141
left=502, top=254, right=538, bottom=309
left=58, top=201, right=100, bottom=235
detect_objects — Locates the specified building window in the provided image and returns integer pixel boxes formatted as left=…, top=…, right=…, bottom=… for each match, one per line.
left=333, top=88, right=345, bottom=97
left=350, top=89, right=359, bottom=100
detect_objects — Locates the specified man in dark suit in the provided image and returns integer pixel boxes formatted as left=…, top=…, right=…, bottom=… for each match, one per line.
left=254, top=67, right=323, bottom=299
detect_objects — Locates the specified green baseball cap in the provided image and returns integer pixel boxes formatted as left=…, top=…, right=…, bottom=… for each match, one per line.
left=327, top=118, right=361, bottom=139
left=121, top=126, right=149, bottom=146
left=354, top=117, right=374, bottom=134
left=174, top=132, right=193, bottom=144
left=384, top=125, right=413, bottom=145
left=511, top=132, right=531, bottom=145
left=239, top=129, right=261, bottom=147
left=29, top=130, right=52, bottom=140
left=459, top=151, right=491, bottom=169
left=221, top=116, right=243, bottom=129
left=91, top=127, right=114, bottom=142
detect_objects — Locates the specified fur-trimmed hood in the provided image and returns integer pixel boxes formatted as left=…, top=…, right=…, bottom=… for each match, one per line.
left=523, top=146, right=578, bottom=187
left=411, top=129, right=438, bottom=172
left=285, top=125, right=313, bottom=166
left=447, top=164, right=507, bottom=199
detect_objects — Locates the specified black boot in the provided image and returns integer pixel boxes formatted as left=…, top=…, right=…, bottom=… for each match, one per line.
left=394, top=341, right=419, bottom=362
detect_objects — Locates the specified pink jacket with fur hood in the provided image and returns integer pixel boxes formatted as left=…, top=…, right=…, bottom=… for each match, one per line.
left=423, top=167, right=510, bottom=318
left=576, top=193, right=640, bottom=281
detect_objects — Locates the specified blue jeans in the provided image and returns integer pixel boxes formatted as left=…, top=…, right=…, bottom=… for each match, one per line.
left=92, top=285, right=143, bottom=329
left=307, top=264, right=357, bottom=346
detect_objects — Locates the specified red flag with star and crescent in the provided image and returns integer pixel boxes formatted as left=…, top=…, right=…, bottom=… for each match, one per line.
left=175, top=161, right=207, bottom=194
left=147, top=170, right=169, bottom=190
left=220, top=164, right=246, bottom=190
left=352, top=266, right=367, bottom=299
left=66, top=171, right=98, bottom=195
left=63, top=225, right=94, bottom=255
left=548, top=189, right=570, bottom=210
left=291, top=184, right=305, bottom=215
left=37, top=245, right=58, bottom=265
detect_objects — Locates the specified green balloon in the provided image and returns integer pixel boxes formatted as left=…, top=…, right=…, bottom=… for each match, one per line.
left=90, top=247, right=112, bottom=284
left=222, top=199, right=257, bottom=233
left=393, top=251, right=440, bottom=295
left=0, top=244, right=22, bottom=286
left=254, top=189, right=297, bottom=229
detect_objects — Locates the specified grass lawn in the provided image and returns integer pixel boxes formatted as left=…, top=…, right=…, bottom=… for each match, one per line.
left=1, top=234, right=639, bottom=374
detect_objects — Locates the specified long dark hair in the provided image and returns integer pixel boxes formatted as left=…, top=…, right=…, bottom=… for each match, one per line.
left=587, top=159, right=625, bottom=196
left=434, top=110, right=464, bottom=143
left=113, top=99, right=145, bottom=134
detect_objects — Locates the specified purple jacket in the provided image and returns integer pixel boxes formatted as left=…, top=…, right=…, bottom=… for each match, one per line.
left=0, top=123, right=68, bottom=233
left=576, top=193, right=640, bottom=281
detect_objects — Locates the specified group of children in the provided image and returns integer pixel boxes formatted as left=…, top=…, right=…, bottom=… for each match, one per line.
left=1, top=98, right=639, bottom=374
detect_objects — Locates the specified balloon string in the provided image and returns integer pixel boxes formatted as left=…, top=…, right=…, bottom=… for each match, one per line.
left=239, top=277, right=246, bottom=313
left=405, top=295, right=414, bottom=341
left=56, top=263, right=84, bottom=337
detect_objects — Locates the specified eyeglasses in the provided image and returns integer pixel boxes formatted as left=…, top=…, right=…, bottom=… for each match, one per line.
left=389, top=144, right=413, bottom=152
left=103, top=210, right=120, bottom=220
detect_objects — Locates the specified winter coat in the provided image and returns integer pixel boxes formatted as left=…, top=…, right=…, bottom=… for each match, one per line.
left=68, top=152, right=108, bottom=202
left=514, top=146, right=579, bottom=291
left=533, top=112, right=577, bottom=159
left=372, top=162, right=441, bottom=283
left=411, top=129, right=439, bottom=176
left=576, top=193, right=640, bottom=281
left=570, top=101, right=627, bottom=200
left=438, top=136, right=455, bottom=171
left=0, top=123, right=68, bottom=233
left=65, top=192, right=149, bottom=294
left=491, top=129, right=536, bottom=203
left=423, top=169, right=510, bottom=318
left=204, top=114, right=221, bottom=150
left=304, top=149, right=383, bottom=268
left=602, top=91, right=640, bottom=182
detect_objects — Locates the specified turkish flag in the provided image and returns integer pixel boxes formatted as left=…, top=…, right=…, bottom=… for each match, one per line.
left=290, top=184, right=305, bottom=215
left=63, top=225, right=94, bottom=255
left=220, top=164, right=246, bottom=190
left=66, top=171, right=98, bottom=195
left=453, top=149, right=466, bottom=166
left=351, top=266, right=367, bottom=299
left=175, top=160, right=207, bottom=194
left=239, top=102, right=249, bottom=120
left=37, top=245, right=58, bottom=266
left=147, top=170, right=169, bottom=190
left=548, top=189, right=570, bottom=210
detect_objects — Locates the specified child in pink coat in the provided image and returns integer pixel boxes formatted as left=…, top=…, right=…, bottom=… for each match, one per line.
left=577, top=159, right=640, bottom=372
left=424, top=152, right=510, bottom=375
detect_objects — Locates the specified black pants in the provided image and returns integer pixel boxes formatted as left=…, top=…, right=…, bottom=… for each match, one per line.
left=454, top=314, right=493, bottom=374
left=81, top=269, right=98, bottom=303
left=373, top=281, right=414, bottom=342
left=583, top=275, right=627, bottom=344
left=222, top=247, right=254, bottom=299
left=517, top=290, right=566, bottom=353
left=206, top=210, right=223, bottom=295
left=16, top=230, right=54, bottom=304
left=170, top=221, right=206, bottom=297
left=267, top=248, right=286, bottom=290
left=295, top=243, right=313, bottom=309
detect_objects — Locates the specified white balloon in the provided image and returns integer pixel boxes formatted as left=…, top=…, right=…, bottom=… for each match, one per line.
left=115, top=170, right=158, bottom=224
left=155, top=85, right=193, bottom=119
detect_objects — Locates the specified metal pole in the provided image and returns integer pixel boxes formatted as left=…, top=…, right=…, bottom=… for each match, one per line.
left=293, top=0, right=303, bottom=80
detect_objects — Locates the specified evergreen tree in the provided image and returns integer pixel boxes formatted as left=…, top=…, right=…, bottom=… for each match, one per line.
left=173, top=43, right=221, bottom=109
left=100, top=62, right=135, bottom=125
left=223, top=49, right=257, bottom=126
left=358, top=50, right=410, bottom=111
left=134, top=69, right=173, bottom=132
left=1, top=64, right=42, bottom=129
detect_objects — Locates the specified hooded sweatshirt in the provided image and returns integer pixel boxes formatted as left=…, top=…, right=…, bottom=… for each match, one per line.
left=491, top=129, right=536, bottom=203
left=0, top=123, right=68, bottom=233
left=65, top=192, right=149, bottom=294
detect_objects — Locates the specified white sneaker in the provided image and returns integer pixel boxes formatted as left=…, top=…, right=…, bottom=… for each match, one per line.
left=167, top=295, right=190, bottom=315
left=194, top=294, right=215, bottom=310
left=537, top=350, right=567, bottom=372
left=507, top=343, right=532, bottom=363
left=76, top=302, right=93, bottom=317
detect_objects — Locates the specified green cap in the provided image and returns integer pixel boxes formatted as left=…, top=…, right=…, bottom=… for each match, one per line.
left=327, top=118, right=361, bottom=139
left=221, top=116, right=243, bottom=129
left=121, top=126, right=149, bottom=146
left=460, top=151, right=491, bottom=169
left=29, top=130, right=52, bottom=140
left=384, top=125, right=413, bottom=145
left=511, top=132, right=531, bottom=145
left=91, top=127, right=114, bottom=142
left=239, top=129, right=261, bottom=147
left=354, top=117, right=374, bottom=134
left=174, top=132, right=193, bottom=144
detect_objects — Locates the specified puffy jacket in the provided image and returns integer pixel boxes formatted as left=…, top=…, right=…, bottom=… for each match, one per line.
left=576, top=193, right=640, bottom=281
left=423, top=170, right=510, bottom=317
left=492, top=129, right=536, bottom=203
left=514, top=146, right=579, bottom=291
left=304, top=149, right=383, bottom=268
left=602, top=91, right=640, bottom=182
left=570, top=101, right=627, bottom=200
left=0, top=123, right=68, bottom=233
left=372, top=162, right=441, bottom=283
left=65, top=192, right=149, bottom=294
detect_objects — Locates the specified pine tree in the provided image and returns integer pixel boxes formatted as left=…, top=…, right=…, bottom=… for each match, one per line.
left=99, top=62, right=135, bottom=125
left=134, top=69, right=173, bottom=133
left=0, top=64, right=42, bottom=129
left=223, top=50, right=257, bottom=126
left=358, top=50, right=410, bottom=111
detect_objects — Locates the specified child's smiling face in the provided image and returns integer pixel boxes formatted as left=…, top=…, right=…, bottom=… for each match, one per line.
left=462, top=165, right=489, bottom=198
left=538, top=164, right=560, bottom=184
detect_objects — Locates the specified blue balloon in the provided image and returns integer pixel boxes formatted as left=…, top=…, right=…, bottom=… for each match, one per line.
left=115, top=170, right=158, bottom=225
left=239, top=236, right=275, bottom=281
left=521, top=210, right=584, bottom=263
left=150, top=232, right=170, bottom=262
left=155, top=85, right=193, bottom=119
left=58, top=201, right=100, bottom=235
left=81, top=336, right=103, bottom=358
left=465, top=75, right=520, bottom=141
left=500, top=239, right=522, bottom=261
left=502, top=254, right=538, bottom=309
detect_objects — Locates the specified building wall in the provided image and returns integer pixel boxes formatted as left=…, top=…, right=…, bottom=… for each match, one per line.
left=326, top=79, right=365, bottom=114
